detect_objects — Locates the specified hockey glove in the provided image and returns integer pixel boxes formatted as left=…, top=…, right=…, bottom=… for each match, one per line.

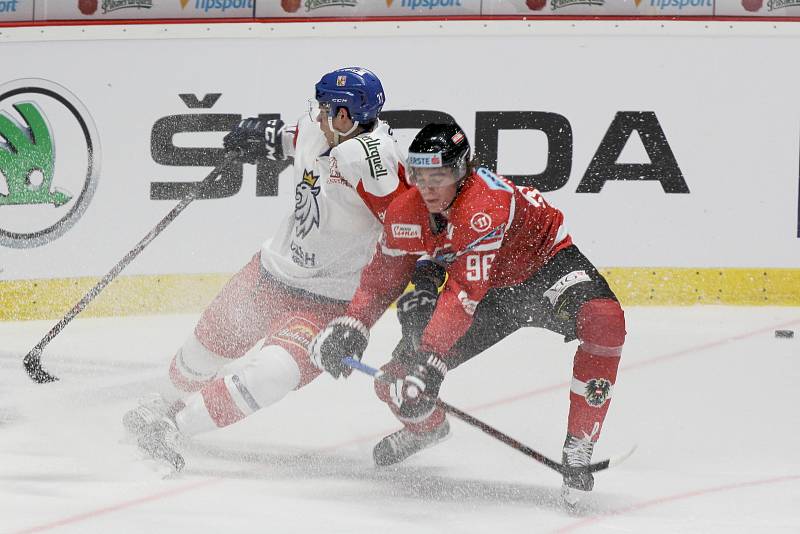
left=391, top=260, right=445, bottom=363
left=223, top=117, right=285, bottom=164
left=309, top=316, right=369, bottom=379
left=393, top=288, right=438, bottom=359
left=390, top=353, right=447, bottom=420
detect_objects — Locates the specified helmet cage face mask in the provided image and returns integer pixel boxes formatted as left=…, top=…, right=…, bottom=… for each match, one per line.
left=308, top=97, right=358, bottom=144
left=307, top=98, right=331, bottom=120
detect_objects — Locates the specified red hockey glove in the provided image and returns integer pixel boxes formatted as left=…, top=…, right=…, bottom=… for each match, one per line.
left=390, top=352, right=447, bottom=420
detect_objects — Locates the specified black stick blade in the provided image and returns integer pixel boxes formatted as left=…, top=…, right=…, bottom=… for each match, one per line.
left=23, top=349, right=59, bottom=383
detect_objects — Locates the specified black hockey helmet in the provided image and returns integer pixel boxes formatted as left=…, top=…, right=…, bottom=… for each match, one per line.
left=406, top=123, right=471, bottom=188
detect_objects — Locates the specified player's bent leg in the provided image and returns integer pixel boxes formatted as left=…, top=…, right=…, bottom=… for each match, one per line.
left=563, top=298, right=626, bottom=505
left=174, top=344, right=301, bottom=437
left=372, top=361, right=449, bottom=466
left=168, top=332, right=232, bottom=395
left=124, top=331, right=227, bottom=439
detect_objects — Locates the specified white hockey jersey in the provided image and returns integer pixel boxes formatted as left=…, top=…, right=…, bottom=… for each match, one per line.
left=260, top=115, right=407, bottom=301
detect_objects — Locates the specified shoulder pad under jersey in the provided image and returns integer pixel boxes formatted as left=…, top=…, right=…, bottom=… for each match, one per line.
left=331, top=122, right=402, bottom=195
left=449, top=171, right=514, bottom=251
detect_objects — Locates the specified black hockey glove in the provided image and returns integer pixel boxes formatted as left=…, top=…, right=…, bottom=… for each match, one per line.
left=390, top=352, right=448, bottom=420
left=393, top=288, right=438, bottom=360
left=309, top=316, right=369, bottom=379
left=223, top=117, right=285, bottom=164
left=391, top=260, right=445, bottom=363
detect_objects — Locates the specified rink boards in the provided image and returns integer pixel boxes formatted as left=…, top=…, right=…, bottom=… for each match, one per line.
left=1, top=20, right=799, bottom=319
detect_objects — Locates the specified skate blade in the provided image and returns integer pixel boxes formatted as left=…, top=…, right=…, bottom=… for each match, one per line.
left=560, top=485, right=590, bottom=514
left=138, top=437, right=185, bottom=472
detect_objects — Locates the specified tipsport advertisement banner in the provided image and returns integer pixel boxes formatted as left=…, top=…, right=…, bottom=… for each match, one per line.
left=481, top=0, right=713, bottom=15
left=1, top=21, right=799, bottom=282
left=36, top=0, right=255, bottom=20
left=257, top=0, right=481, bottom=18
left=0, top=0, right=33, bottom=21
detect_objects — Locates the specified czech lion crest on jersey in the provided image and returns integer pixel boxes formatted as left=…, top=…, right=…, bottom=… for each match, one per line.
left=584, top=378, right=612, bottom=407
left=295, top=169, right=321, bottom=238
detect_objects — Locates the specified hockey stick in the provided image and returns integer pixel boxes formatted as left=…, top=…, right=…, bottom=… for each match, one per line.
left=22, top=151, right=240, bottom=384
left=343, top=357, right=635, bottom=475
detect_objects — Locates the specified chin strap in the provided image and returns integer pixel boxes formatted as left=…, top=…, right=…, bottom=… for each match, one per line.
left=328, top=116, right=360, bottom=145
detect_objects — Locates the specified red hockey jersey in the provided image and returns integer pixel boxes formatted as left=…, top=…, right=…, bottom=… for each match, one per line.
left=348, top=167, right=572, bottom=357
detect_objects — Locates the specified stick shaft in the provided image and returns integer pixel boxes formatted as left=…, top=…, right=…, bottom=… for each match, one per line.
left=343, top=357, right=564, bottom=473
left=23, top=153, right=237, bottom=382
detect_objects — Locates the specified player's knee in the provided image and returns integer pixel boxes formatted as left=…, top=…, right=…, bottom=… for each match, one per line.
left=233, top=344, right=301, bottom=409
left=169, top=333, right=230, bottom=392
left=576, top=299, right=626, bottom=356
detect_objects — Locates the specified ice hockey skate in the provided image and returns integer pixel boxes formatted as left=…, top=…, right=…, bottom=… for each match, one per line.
left=122, top=394, right=176, bottom=437
left=373, top=419, right=450, bottom=466
left=123, top=395, right=185, bottom=472
left=560, top=433, right=595, bottom=509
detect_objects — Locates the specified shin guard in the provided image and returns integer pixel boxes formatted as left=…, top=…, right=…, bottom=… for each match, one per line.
left=567, top=299, right=625, bottom=440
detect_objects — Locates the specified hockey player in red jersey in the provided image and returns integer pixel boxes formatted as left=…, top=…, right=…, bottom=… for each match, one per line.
left=122, top=67, right=414, bottom=471
left=311, top=122, right=626, bottom=505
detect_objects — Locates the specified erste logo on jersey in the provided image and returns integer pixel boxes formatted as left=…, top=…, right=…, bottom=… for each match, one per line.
left=470, top=212, right=492, bottom=233
left=392, top=223, right=421, bottom=239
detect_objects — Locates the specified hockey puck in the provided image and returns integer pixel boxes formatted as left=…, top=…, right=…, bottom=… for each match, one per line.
left=775, top=329, right=794, bottom=339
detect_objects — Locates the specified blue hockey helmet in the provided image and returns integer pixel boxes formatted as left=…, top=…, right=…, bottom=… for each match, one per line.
left=314, top=67, right=385, bottom=123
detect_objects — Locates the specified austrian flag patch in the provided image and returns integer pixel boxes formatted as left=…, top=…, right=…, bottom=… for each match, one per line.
left=584, top=378, right=612, bottom=407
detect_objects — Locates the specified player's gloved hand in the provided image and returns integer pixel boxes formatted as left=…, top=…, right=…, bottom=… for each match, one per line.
left=391, top=260, right=444, bottom=363
left=393, top=288, right=437, bottom=357
left=390, top=352, right=448, bottom=419
left=223, top=117, right=285, bottom=164
left=309, top=316, right=369, bottom=379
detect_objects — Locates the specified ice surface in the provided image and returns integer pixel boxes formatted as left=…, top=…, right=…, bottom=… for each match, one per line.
left=1, top=306, right=799, bottom=533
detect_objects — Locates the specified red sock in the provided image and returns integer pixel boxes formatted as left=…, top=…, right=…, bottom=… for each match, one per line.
left=567, top=299, right=625, bottom=440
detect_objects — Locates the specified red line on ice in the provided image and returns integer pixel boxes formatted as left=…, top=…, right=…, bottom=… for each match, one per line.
left=319, top=317, right=800, bottom=450
left=13, top=478, right=222, bottom=534
left=467, top=316, right=800, bottom=412
left=553, top=474, right=800, bottom=533
left=15, top=316, right=799, bottom=532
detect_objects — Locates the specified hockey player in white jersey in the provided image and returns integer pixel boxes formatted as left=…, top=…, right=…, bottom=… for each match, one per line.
left=123, top=67, right=410, bottom=470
